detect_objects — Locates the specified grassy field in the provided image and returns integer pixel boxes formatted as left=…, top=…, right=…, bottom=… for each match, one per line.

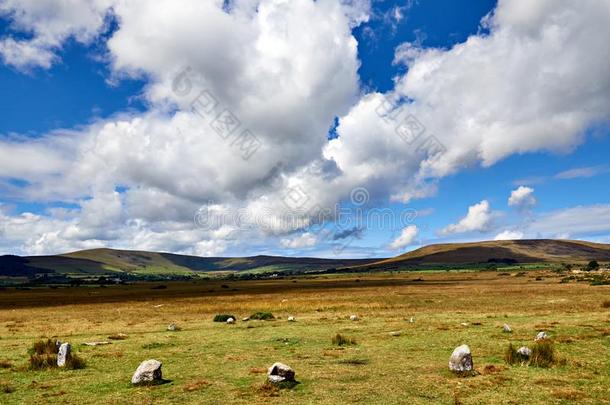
left=0, top=270, right=608, bottom=404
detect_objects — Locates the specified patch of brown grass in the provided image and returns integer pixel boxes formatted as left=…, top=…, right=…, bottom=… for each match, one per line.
left=255, top=382, right=280, bottom=397
left=107, top=333, right=128, bottom=340
left=551, top=389, right=586, bottom=400
left=331, top=333, right=356, bottom=346
left=602, top=300, right=610, bottom=308
left=481, top=364, right=504, bottom=375
left=249, top=367, right=267, bottom=374
left=0, top=359, right=12, bottom=369
left=183, top=380, right=210, bottom=392
left=0, top=379, right=15, bottom=393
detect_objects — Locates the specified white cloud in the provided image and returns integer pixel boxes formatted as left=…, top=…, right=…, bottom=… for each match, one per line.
left=508, top=186, right=537, bottom=209
left=280, top=232, right=317, bottom=249
left=555, top=165, right=610, bottom=180
left=527, top=204, right=610, bottom=238
left=1, top=0, right=610, bottom=255
left=494, top=230, right=524, bottom=240
left=0, top=0, right=114, bottom=69
left=389, top=225, right=419, bottom=250
left=441, top=200, right=494, bottom=235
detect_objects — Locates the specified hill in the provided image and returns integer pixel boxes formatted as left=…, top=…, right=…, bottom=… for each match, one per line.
left=0, top=248, right=377, bottom=279
left=360, top=239, right=610, bottom=270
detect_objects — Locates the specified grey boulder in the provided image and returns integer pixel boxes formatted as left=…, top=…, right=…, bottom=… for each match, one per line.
left=517, top=346, right=532, bottom=357
left=267, top=362, right=295, bottom=384
left=131, top=359, right=163, bottom=385
left=57, top=343, right=71, bottom=367
left=449, top=344, right=473, bottom=372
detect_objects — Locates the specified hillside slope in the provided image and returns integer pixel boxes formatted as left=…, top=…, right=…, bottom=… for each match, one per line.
left=363, top=239, right=610, bottom=269
left=0, top=248, right=377, bottom=277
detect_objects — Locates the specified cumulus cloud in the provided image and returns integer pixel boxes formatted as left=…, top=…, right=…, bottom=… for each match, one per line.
left=441, top=200, right=494, bottom=235
left=0, top=0, right=114, bottom=69
left=1, top=0, right=610, bottom=254
left=280, top=232, right=317, bottom=249
left=508, top=186, right=537, bottom=210
left=389, top=225, right=418, bottom=250
left=494, top=230, right=524, bottom=240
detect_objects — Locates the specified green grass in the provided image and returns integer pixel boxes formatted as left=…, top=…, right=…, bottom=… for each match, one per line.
left=0, top=270, right=608, bottom=404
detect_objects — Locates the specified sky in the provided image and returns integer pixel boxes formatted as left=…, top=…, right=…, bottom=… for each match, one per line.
left=0, top=0, right=609, bottom=258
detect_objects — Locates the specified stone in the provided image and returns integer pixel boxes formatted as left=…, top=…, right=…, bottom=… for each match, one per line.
left=517, top=346, right=532, bottom=357
left=287, top=316, right=296, bottom=322
left=226, top=317, right=235, bottom=324
left=460, top=322, right=469, bottom=326
left=82, top=341, right=110, bottom=346
left=167, top=323, right=179, bottom=331
left=350, top=315, right=359, bottom=321
left=267, top=362, right=295, bottom=384
left=535, top=331, right=549, bottom=341
left=409, top=317, right=415, bottom=323
left=503, top=324, right=512, bottom=333
left=242, top=317, right=250, bottom=322
left=448, top=344, right=473, bottom=373
left=389, top=331, right=401, bottom=337
left=57, top=343, right=71, bottom=367
left=131, top=359, right=163, bottom=385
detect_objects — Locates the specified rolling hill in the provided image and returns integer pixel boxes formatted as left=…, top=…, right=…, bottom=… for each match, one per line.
left=1, top=239, right=609, bottom=280
left=0, top=248, right=378, bottom=278
left=360, top=239, right=610, bottom=270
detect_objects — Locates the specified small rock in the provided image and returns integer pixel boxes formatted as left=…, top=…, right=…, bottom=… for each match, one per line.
left=287, top=316, right=296, bottom=322
left=82, top=341, right=110, bottom=346
left=503, top=324, right=512, bottom=333
left=389, top=331, right=401, bottom=337
left=350, top=315, right=359, bottom=321
left=409, top=317, right=415, bottom=323
left=448, top=344, right=473, bottom=373
left=460, top=322, right=469, bottom=327
left=167, top=323, right=180, bottom=331
left=57, top=343, right=71, bottom=367
left=517, top=346, right=532, bottom=357
left=242, top=317, right=250, bottom=322
left=226, top=317, right=235, bottom=324
left=535, top=331, right=549, bottom=341
left=267, top=362, right=295, bottom=384
left=131, top=359, right=163, bottom=385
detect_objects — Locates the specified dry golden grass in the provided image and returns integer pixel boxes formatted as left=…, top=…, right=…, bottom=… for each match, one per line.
left=0, top=270, right=608, bottom=404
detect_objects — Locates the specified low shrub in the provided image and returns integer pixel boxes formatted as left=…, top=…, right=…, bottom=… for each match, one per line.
left=602, top=300, right=610, bottom=308
left=28, top=339, right=85, bottom=370
left=213, top=314, right=236, bottom=322
left=530, top=341, right=556, bottom=367
left=332, top=333, right=356, bottom=346
left=250, top=311, right=275, bottom=320
left=504, top=341, right=556, bottom=368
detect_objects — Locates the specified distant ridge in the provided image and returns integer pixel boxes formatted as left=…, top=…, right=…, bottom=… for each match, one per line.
left=362, top=239, right=610, bottom=269
left=1, top=239, right=609, bottom=279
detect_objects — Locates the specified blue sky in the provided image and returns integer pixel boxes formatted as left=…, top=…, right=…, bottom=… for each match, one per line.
left=0, top=0, right=609, bottom=257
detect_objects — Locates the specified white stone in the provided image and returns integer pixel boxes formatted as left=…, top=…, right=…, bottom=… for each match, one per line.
left=535, top=331, right=549, bottom=341
left=517, top=346, right=532, bottom=357
left=503, top=324, right=512, bottom=333
left=226, top=317, right=235, bottom=324
left=267, top=362, right=295, bottom=384
left=448, top=344, right=473, bottom=372
left=350, top=315, right=359, bottom=321
left=287, top=316, right=296, bottom=322
left=57, top=343, right=71, bottom=367
left=131, top=359, right=163, bottom=384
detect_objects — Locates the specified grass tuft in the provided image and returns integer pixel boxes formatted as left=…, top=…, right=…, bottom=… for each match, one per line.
left=213, top=314, right=236, bottom=322
left=249, top=311, right=275, bottom=320
left=332, top=333, right=356, bottom=346
left=28, top=339, right=85, bottom=370
left=602, top=300, right=610, bottom=308
left=0, top=379, right=15, bottom=394
left=0, top=360, right=12, bottom=369
left=505, top=341, right=556, bottom=368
